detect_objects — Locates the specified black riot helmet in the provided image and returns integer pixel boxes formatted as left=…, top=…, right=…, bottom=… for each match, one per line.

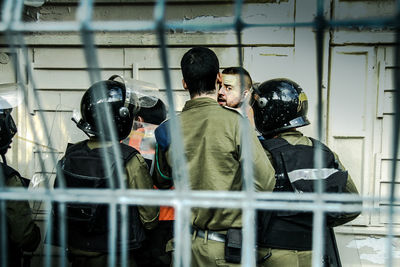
left=252, top=78, right=310, bottom=138
left=78, top=75, right=140, bottom=141
left=76, top=75, right=159, bottom=141
left=0, top=108, right=17, bottom=155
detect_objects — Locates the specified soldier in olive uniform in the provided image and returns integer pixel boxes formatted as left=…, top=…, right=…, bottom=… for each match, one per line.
left=0, top=107, right=41, bottom=267
left=252, top=78, right=361, bottom=267
left=51, top=76, right=159, bottom=267
left=125, top=97, right=174, bottom=267
left=153, top=47, right=276, bottom=267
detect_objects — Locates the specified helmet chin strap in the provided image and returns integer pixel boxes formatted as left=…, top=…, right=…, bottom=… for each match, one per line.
left=71, top=117, right=92, bottom=138
left=1, top=153, right=7, bottom=165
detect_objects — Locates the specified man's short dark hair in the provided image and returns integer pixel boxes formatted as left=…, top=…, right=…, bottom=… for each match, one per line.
left=180, top=47, right=220, bottom=97
left=222, top=67, right=253, bottom=90
left=137, top=98, right=167, bottom=125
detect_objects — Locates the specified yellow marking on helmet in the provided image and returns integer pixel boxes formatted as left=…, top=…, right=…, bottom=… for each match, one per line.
left=298, top=92, right=307, bottom=102
left=297, top=92, right=307, bottom=112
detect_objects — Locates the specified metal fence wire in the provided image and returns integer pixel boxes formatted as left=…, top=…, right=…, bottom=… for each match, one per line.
left=0, top=0, right=399, bottom=267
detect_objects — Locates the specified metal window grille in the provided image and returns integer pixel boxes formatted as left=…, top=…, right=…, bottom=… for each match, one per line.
left=0, top=0, right=398, bottom=267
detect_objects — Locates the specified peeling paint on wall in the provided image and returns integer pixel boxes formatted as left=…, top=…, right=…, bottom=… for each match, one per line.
left=346, top=236, right=400, bottom=264
left=181, top=13, right=270, bottom=33
left=181, top=15, right=234, bottom=33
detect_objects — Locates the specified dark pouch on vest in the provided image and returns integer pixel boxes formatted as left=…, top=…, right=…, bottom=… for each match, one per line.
left=224, top=229, right=242, bottom=263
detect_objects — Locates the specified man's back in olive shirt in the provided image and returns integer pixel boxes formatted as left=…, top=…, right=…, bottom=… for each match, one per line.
left=159, top=97, right=275, bottom=230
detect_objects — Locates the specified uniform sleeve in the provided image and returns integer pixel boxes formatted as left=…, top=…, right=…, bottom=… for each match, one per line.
left=238, top=127, right=276, bottom=192
left=330, top=152, right=361, bottom=227
left=125, top=154, right=159, bottom=230
left=334, top=154, right=359, bottom=195
left=6, top=175, right=41, bottom=252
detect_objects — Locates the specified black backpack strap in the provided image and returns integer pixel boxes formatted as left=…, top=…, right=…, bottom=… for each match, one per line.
left=308, top=137, right=332, bottom=154
left=261, top=137, right=290, bottom=152
left=118, top=143, right=139, bottom=164
left=309, top=137, right=342, bottom=170
left=258, top=138, right=294, bottom=247
left=261, top=138, right=292, bottom=191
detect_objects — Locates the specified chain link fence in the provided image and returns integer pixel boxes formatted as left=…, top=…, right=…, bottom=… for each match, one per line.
left=0, top=0, right=398, bottom=266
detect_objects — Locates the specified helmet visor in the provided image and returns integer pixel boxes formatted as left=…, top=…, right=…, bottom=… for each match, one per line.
left=125, top=79, right=160, bottom=109
left=0, top=86, right=24, bottom=109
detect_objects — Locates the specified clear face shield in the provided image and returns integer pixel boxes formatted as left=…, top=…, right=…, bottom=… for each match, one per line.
left=109, top=76, right=166, bottom=162
left=118, top=76, right=163, bottom=155
left=109, top=74, right=160, bottom=113
left=0, top=86, right=24, bottom=110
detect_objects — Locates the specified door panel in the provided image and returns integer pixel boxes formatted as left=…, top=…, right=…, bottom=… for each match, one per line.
left=243, top=47, right=295, bottom=83
left=329, top=46, right=377, bottom=225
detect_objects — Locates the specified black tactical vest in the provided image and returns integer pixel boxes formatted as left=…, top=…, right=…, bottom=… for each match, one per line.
left=0, top=162, right=23, bottom=183
left=0, top=163, right=24, bottom=266
left=0, top=163, right=31, bottom=190
left=51, top=141, right=146, bottom=252
left=257, top=137, right=348, bottom=250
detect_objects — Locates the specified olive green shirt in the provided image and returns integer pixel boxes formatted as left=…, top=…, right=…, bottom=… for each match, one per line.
left=156, top=97, right=275, bottom=230
left=268, top=130, right=360, bottom=226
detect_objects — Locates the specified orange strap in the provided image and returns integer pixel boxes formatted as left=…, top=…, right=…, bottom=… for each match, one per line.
left=153, top=185, right=175, bottom=221
left=159, top=206, right=175, bottom=221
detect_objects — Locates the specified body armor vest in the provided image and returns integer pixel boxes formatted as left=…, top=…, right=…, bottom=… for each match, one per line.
left=0, top=162, right=30, bottom=188
left=51, top=141, right=145, bottom=252
left=257, top=137, right=348, bottom=251
left=0, top=162, right=20, bottom=182
left=0, top=163, right=23, bottom=266
left=0, top=162, right=35, bottom=267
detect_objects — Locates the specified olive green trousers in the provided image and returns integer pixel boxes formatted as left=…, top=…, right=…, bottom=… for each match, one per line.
left=173, top=235, right=312, bottom=267
left=191, top=235, right=272, bottom=267
left=259, top=249, right=312, bottom=267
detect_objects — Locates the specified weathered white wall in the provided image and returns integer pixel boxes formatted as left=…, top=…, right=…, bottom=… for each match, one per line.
left=1, top=1, right=399, bottom=265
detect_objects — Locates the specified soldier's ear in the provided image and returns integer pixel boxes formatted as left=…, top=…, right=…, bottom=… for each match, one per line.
left=182, top=79, right=188, bottom=90
left=216, top=72, right=222, bottom=84
left=215, top=73, right=222, bottom=91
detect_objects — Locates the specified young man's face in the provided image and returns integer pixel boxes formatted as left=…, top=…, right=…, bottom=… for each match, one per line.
left=217, top=74, right=246, bottom=108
